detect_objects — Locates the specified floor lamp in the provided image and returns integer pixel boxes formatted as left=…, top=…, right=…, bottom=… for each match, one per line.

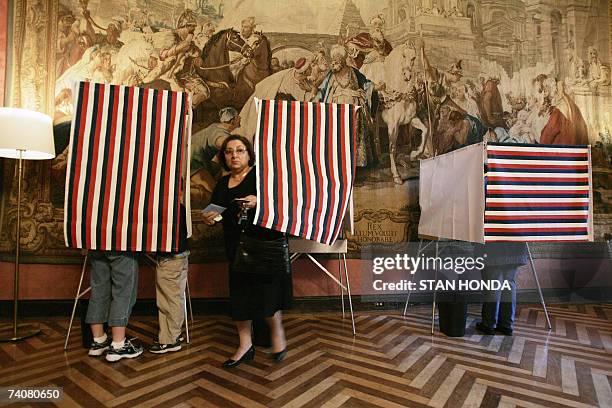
left=0, top=108, right=55, bottom=342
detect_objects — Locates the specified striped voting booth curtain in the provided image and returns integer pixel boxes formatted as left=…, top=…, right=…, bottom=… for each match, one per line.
left=64, top=82, right=190, bottom=252
left=484, top=143, right=592, bottom=242
left=253, top=99, right=358, bottom=245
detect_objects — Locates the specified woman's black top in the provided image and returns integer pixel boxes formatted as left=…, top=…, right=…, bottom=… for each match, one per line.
left=210, top=167, right=283, bottom=260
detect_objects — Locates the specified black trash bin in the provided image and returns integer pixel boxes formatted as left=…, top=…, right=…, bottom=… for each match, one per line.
left=437, top=291, right=468, bottom=337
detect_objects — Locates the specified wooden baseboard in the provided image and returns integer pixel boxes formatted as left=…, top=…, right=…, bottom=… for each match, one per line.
left=1, top=288, right=610, bottom=318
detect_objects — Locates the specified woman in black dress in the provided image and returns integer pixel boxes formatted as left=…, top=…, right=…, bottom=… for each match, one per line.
left=203, top=135, right=292, bottom=367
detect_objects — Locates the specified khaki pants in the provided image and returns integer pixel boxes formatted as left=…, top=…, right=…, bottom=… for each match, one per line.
left=155, top=250, right=189, bottom=344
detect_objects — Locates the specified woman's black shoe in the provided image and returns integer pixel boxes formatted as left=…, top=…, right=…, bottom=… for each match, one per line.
left=222, top=346, right=255, bottom=368
left=271, top=348, right=287, bottom=363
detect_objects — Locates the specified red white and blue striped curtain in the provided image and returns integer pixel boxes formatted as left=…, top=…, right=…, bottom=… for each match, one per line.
left=484, top=143, right=592, bottom=242
left=64, top=82, right=191, bottom=252
left=253, top=99, right=358, bottom=245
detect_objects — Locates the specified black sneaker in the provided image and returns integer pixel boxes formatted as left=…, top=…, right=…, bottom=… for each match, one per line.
left=105, top=338, right=143, bottom=362
left=496, top=326, right=513, bottom=336
left=88, top=336, right=111, bottom=356
left=149, top=336, right=182, bottom=354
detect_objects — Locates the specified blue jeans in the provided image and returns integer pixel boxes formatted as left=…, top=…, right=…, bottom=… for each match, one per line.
left=481, top=265, right=518, bottom=330
left=85, top=251, right=139, bottom=327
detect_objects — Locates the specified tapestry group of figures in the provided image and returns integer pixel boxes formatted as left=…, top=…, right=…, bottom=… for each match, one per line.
left=2, top=0, right=611, bottom=261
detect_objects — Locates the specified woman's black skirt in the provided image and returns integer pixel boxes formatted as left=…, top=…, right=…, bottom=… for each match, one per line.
left=228, top=235, right=293, bottom=321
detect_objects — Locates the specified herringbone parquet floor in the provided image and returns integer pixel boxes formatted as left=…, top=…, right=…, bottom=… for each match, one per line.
left=1, top=304, right=611, bottom=407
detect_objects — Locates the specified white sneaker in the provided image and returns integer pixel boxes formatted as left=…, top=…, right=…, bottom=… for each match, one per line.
left=88, top=336, right=111, bottom=356
left=105, top=338, right=143, bottom=362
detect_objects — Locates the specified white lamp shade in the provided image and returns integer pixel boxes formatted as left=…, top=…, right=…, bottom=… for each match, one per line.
left=0, top=108, right=56, bottom=160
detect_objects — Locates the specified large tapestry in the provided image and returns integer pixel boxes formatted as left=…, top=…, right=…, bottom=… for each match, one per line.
left=2, top=0, right=611, bottom=262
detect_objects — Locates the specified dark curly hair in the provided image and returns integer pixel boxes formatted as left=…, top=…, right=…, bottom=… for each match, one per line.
left=217, top=135, right=255, bottom=171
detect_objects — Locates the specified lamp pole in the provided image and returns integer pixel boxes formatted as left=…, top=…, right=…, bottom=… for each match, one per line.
left=13, top=149, right=23, bottom=338
left=1, top=149, right=40, bottom=341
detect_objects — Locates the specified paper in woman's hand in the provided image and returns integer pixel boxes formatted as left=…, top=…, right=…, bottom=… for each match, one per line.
left=202, top=203, right=227, bottom=214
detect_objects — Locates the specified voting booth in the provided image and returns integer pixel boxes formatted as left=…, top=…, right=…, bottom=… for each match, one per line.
left=408, top=142, right=593, bottom=334
left=419, top=141, right=593, bottom=243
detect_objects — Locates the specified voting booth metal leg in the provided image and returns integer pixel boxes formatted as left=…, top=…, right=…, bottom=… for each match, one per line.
left=65, top=255, right=90, bottom=350
left=186, top=278, right=194, bottom=326
left=291, top=252, right=355, bottom=335
left=526, top=244, right=552, bottom=330
left=305, top=254, right=347, bottom=289
left=403, top=240, right=436, bottom=317
left=403, top=239, right=425, bottom=316
left=430, top=241, right=439, bottom=335
left=342, top=254, right=356, bottom=335
left=338, top=253, right=346, bottom=318
left=184, top=291, right=190, bottom=344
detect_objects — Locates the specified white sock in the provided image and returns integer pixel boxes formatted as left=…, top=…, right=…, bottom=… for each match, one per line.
left=111, top=339, right=125, bottom=349
left=93, top=334, right=107, bottom=344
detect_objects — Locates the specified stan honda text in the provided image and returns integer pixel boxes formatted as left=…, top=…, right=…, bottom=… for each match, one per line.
left=372, top=279, right=512, bottom=292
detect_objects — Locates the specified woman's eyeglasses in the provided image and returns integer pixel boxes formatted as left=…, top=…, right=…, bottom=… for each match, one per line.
left=224, top=148, right=247, bottom=155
